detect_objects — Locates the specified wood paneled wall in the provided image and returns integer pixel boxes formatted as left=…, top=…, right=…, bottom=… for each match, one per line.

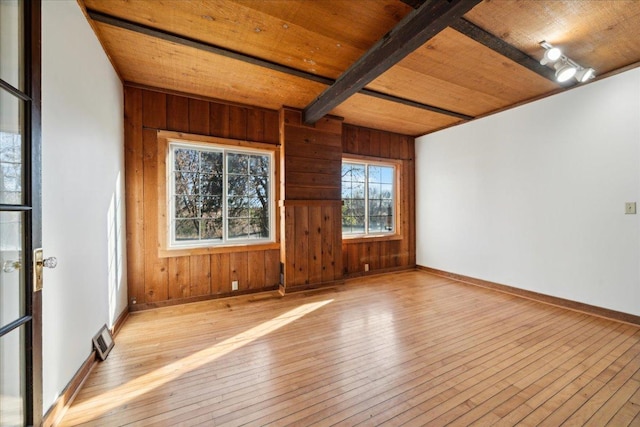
left=124, top=87, right=415, bottom=309
left=280, top=108, right=343, bottom=288
left=124, top=86, right=281, bottom=310
left=341, top=124, right=416, bottom=276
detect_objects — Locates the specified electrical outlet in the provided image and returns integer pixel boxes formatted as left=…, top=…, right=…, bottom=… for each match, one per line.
left=232, top=280, right=239, bottom=291
left=625, top=202, right=637, bottom=215
left=364, top=263, right=369, bottom=272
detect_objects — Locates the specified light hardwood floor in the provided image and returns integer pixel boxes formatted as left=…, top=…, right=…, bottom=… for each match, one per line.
left=60, top=271, right=640, bottom=426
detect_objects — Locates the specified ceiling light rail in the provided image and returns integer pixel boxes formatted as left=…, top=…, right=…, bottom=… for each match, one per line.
left=539, top=41, right=595, bottom=84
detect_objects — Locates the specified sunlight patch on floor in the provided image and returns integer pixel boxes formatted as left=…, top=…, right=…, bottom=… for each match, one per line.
left=66, top=299, right=333, bottom=423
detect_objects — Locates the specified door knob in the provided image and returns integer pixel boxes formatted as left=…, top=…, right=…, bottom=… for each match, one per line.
left=42, top=257, right=58, bottom=269
left=34, top=249, right=56, bottom=292
left=2, top=260, right=21, bottom=273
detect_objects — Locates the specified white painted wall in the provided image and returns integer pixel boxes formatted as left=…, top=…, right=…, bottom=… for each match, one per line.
left=42, top=1, right=126, bottom=412
left=416, top=68, right=640, bottom=316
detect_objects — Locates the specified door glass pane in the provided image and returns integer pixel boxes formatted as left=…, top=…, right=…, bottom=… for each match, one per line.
left=0, top=326, right=25, bottom=427
left=0, top=0, right=24, bottom=90
left=0, top=92, right=24, bottom=205
left=0, top=212, right=24, bottom=329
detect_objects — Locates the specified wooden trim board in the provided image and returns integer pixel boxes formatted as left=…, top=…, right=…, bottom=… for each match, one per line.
left=42, top=308, right=129, bottom=427
left=42, top=351, right=97, bottom=427
left=417, top=265, right=640, bottom=326
left=130, top=285, right=281, bottom=312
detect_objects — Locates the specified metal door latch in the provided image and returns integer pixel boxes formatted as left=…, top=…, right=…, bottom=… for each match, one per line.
left=34, top=248, right=57, bottom=292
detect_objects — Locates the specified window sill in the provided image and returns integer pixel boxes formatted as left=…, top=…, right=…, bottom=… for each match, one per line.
left=342, top=234, right=402, bottom=244
left=158, top=241, right=280, bottom=258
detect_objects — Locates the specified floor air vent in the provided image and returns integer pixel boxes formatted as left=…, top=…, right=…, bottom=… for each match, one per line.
left=92, top=324, right=115, bottom=361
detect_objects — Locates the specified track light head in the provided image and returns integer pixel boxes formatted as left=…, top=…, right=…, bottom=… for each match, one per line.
left=575, top=67, right=595, bottom=82
left=554, top=60, right=577, bottom=82
left=541, top=47, right=562, bottom=65
left=540, top=41, right=562, bottom=65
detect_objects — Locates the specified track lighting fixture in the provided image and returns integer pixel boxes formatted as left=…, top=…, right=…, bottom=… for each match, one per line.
left=554, top=59, right=577, bottom=83
left=540, top=46, right=561, bottom=65
left=539, top=41, right=595, bottom=84
left=575, top=67, right=595, bottom=83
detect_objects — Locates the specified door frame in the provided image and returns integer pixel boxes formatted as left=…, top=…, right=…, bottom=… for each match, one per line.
left=0, top=0, right=42, bottom=425
left=27, top=1, right=43, bottom=425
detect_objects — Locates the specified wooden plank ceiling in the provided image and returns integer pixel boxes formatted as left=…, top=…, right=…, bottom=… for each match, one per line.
left=80, top=0, right=640, bottom=136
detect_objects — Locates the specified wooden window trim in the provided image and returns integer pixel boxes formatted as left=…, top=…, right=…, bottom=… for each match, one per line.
left=157, top=130, right=280, bottom=258
left=341, top=155, right=403, bottom=242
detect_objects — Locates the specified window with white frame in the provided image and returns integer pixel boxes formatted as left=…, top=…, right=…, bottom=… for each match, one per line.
left=169, top=141, right=274, bottom=247
left=341, top=159, right=396, bottom=236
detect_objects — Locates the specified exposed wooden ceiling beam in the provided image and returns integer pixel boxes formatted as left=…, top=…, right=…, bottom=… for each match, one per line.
left=449, top=18, right=564, bottom=84
left=302, top=0, right=483, bottom=125
left=87, top=9, right=473, bottom=121
left=361, top=89, right=472, bottom=120
left=399, top=0, right=564, bottom=84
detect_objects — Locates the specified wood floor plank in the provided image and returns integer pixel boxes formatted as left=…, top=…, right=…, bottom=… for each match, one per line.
left=529, top=333, right=640, bottom=426
left=381, top=317, right=611, bottom=426
left=593, top=378, right=640, bottom=426
left=442, top=324, right=634, bottom=426
left=363, top=315, right=601, bottom=426
left=282, top=311, right=576, bottom=426
left=561, top=353, right=640, bottom=426
left=150, top=284, right=542, bottom=426
left=59, top=271, right=640, bottom=427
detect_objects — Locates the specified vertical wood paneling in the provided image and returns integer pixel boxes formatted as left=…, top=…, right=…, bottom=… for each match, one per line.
left=210, top=253, right=223, bottom=294
left=229, top=105, right=247, bottom=140
left=342, top=126, right=416, bottom=277
left=321, top=206, right=335, bottom=283
left=188, top=99, right=210, bottom=135
left=308, top=207, right=323, bottom=284
left=125, top=86, right=282, bottom=309
left=214, top=252, right=231, bottom=294
left=345, top=240, right=359, bottom=274
left=210, top=102, right=230, bottom=138
left=369, top=238, right=380, bottom=271
left=389, top=133, right=402, bottom=159
left=294, top=206, right=309, bottom=286
left=408, top=157, right=416, bottom=266
left=248, top=251, right=265, bottom=290
left=168, top=257, right=190, bottom=299
left=280, top=108, right=343, bottom=289
left=142, top=90, right=166, bottom=129
left=369, top=131, right=381, bottom=158
left=142, top=93, right=168, bottom=301
left=125, top=87, right=413, bottom=306
left=284, top=206, right=296, bottom=287
left=263, top=110, right=279, bottom=144
left=359, top=128, right=371, bottom=157
left=379, top=131, right=391, bottom=159
left=230, top=252, right=249, bottom=290
left=265, top=249, right=280, bottom=287
left=332, top=206, right=343, bottom=277
left=166, top=95, right=189, bottom=132
left=124, top=87, right=145, bottom=306
left=189, top=255, right=211, bottom=296
left=167, top=95, right=191, bottom=299
left=247, top=109, right=265, bottom=142
left=343, top=124, right=358, bottom=154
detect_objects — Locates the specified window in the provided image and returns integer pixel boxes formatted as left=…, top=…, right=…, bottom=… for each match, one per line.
left=341, top=159, right=396, bottom=236
left=169, top=141, right=274, bottom=247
